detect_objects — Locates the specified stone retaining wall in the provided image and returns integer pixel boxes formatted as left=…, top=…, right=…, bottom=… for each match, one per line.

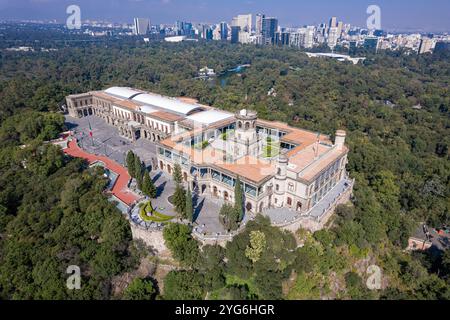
left=130, top=222, right=168, bottom=253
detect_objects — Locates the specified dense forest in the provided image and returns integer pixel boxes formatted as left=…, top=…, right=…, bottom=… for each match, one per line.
left=0, top=25, right=448, bottom=299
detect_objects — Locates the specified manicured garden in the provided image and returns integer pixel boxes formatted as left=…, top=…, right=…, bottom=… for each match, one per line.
left=194, top=140, right=210, bottom=150
left=139, top=201, right=174, bottom=223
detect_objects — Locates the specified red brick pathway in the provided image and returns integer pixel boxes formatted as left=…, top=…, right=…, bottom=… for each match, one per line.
left=63, top=139, right=140, bottom=206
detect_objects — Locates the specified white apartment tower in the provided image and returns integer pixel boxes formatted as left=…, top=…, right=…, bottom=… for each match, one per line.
left=231, top=14, right=252, bottom=33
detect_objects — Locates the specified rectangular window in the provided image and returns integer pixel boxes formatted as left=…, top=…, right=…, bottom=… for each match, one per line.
left=158, top=148, right=164, bottom=155
left=245, top=184, right=257, bottom=197
left=221, top=174, right=234, bottom=187
left=164, top=150, right=172, bottom=159
left=211, top=170, right=221, bottom=181
left=200, top=168, right=208, bottom=177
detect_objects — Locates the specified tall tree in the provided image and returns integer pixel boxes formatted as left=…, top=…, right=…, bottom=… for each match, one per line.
left=219, top=203, right=240, bottom=231
left=134, top=156, right=143, bottom=190
left=173, top=163, right=183, bottom=185
left=126, top=151, right=136, bottom=178
left=142, top=169, right=157, bottom=198
left=185, top=186, right=194, bottom=222
left=173, top=184, right=186, bottom=216
left=234, top=176, right=244, bottom=221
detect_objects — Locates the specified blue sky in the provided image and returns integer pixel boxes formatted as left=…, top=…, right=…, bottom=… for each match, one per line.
left=0, top=0, right=449, bottom=31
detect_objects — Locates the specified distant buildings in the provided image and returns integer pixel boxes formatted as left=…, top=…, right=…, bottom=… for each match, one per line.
left=262, top=17, right=278, bottom=45
left=329, top=17, right=337, bottom=29
left=175, top=21, right=193, bottom=36
left=305, top=52, right=366, bottom=65
left=255, top=14, right=265, bottom=35
left=133, top=18, right=150, bottom=35
left=434, top=41, right=450, bottom=54
left=327, top=27, right=339, bottom=49
left=230, top=26, right=240, bottom=44
left=275, top=31, right=290, bottom=46
left=219, top=22, right=229, bottom=41
left=364, top=37, right=379, bottom=53
left=198, top=66, right=216, bottom=77
left=418, top=37, right=434, bottom=54
left=131, top=13, right=447, bottom=56
left=231, top=14, right=252, bottom=33
left=164, top=36, right=187, bottom=43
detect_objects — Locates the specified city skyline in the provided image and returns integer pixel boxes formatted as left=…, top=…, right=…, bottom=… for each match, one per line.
left=0, top=0, right=450, bottom=32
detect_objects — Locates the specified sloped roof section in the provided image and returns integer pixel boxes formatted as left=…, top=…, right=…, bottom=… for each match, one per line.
left=132, top=93, right=204, bottom=116
left=186, top=110, right=234, bottom=125
left=105, top=87, right=143, bottom=99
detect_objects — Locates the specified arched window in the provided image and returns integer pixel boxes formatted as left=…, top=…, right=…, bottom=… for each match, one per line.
left=238, top=121, right=242, bottom=129
left=276, top=184, right=280, bottom=191
left=245, top=122, right=250, bottom=130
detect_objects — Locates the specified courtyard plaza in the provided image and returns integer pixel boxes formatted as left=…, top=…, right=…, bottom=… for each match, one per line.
left=65, top=115, right=236, bottom=236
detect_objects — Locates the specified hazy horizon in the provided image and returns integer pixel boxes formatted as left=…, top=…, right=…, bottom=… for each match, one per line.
left=0, top=0, right=449, bottom=32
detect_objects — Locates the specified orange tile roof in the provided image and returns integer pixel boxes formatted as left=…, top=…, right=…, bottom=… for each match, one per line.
left=160, top=116, right=346, bottom=185
left=215, top=156, right=275, bottom=184
left=92, top=91, right=122, bottom=103
left=299, top=146, right=348, bottom=181
left=150, top=111, right=184, bottom=123
left=116, top=100, right=141, bottom=111
left=287, top=143, right=331, bottom=173
left=256, top=119, right=331, bottom=154
left=178, top=97, right=198, bottom=104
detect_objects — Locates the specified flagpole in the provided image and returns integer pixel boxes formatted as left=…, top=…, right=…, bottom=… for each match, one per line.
left=88, top=118, right=94, bottom=147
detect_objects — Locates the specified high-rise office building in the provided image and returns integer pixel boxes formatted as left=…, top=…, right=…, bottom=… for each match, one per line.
left=364, top=37, right=379, bottom=53
left=327, top=27, right=339, bottom=48
left=329, top=17, right=337, bottom=28
left=255, top=14, right=265, bottom=35
left=175, top=21, right=193, bottom=36
left=434, top=41, right=450, bottom=54
left=304, top=26, right=315, bottom=48
left=349, top=41, right=358, bottom=54
left=133, top=18, right=150, bottom=35
left=205, top=28, right=213, bottom=40
left=262, top=17, right=278, bottom=45
left=275, top=31, right=290, bottom=46
left=231, top=14, right=252, bottom=33
left=337, top=21, right=343, bottom=38
left=230, top=26, right=241, bottom=44
left=220, top=22, right=229, bottom=40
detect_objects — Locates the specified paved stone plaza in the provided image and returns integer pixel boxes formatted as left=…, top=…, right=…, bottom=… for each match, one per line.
left=65, top=115, right=229, bottom=235
left=66, top=115, right=157, bottom=168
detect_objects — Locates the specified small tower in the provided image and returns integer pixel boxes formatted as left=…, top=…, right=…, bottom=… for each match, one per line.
left=273, top=153, right=288, bottom=207
left=234, top=109, right=259, bottom=157
left=335, top=130, right=346, bottom=150
left=235, top=109, right=257, bottom=143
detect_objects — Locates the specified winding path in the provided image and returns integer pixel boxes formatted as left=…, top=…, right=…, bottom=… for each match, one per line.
left=63, top=138, right=140, bottom=206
